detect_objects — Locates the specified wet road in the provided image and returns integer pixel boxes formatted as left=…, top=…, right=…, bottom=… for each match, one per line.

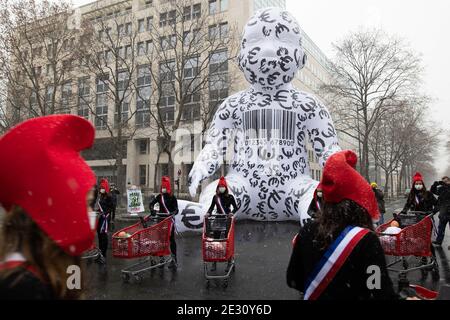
left=84, top=198, right=450, bottom=299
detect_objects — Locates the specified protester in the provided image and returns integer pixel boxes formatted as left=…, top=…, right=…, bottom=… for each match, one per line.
left=0, top=115, right=96, bottom=299
left=431, top=176, right=450, bottom=247
left=96, top=178, right=113, bottom=263
left=401, top=172, right=437, bottom=214
left=149, top=176, right=179, bottom=269
left=287, top=150, right=399, bottom=300
left=371, top=182, right=386, bottom=225
left=307, top=185, right=324, bottom=219
left=206, top=176, right=238, bottom=272
left=109, top=183, right=121, bottom=228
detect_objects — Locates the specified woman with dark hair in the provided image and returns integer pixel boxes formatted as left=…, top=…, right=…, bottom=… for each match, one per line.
left=287, top=150, right=399, bottom=300
left=307, top=185, right=324, bottom=220
left=206, top=176, right=238, bottom=272
left=0, top=115, right=97, bottom=299
left=401, top=172, right=437, bottom=214
left=149, top=176, right=179, bottom=269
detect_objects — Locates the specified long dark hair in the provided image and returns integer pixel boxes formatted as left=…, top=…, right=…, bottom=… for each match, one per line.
left=315, top=199, right=374, bottom=250
left=0, top=206, right=84, bottom=299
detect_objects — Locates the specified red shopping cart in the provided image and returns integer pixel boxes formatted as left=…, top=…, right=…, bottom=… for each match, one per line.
left=112, top=214, right=173, bottom=283
left=202, top=215, right=235, bottom=288
left=376, top=211, right=439, bottom=290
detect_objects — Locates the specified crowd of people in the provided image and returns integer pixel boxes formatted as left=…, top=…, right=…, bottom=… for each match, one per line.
left=0, top=115, right=449, bottom=300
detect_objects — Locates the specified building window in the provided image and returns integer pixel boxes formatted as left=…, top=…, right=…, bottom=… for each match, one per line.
left=139, top=165, right=147, bottom=186
left=209, top=0, right=218, bottom=15
left=137, top=42, right=145, bottom=56
left=146, top=16, right=153, bottom=31
left=160, top=35, right=176, bottom=51
left=159, top=12, right=167, bottom=27
left=220, top=0, right=228, bottom=12
left=209, top=50, right=228, bottom=109
left=139, top=139, right=148, bottom=154
left=209, top=22, right=228, bottom=40
left=116, top=71, right=130, bottom=126
left=193, top=3, right=201, bottom=18
left=95, top=75, right=108, bottom=130
left=137, top=64, right=151, bottom=86
left=125, top=22, right=132, bottom=35
left=138, top=19, right=145, bottom=33
left=183, top=6, right=191, bottom=21
left=60, top=82, right=72, bottom=113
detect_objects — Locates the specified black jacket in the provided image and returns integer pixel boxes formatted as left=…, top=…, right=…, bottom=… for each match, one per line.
left=0, top=268, right=54, bottom=300
left=110, top=188, right=121, bottom=206
left=97, top=193, right=113, bottom=233
left=402, top=190, right=437, bottom=213
left=149, top=194, right=179, bottom=215
left=287, top=221, right=398, bottom=300
left=207, top=193, right=238, bottom=215
left=373, top=188, right=386, bottom=214
left=431, top=182, right=450, bottom=212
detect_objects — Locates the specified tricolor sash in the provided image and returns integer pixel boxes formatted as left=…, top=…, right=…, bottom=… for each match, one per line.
left=215, top=195, right=226, bottom=214
left=303, top=226, right=370, bottom=300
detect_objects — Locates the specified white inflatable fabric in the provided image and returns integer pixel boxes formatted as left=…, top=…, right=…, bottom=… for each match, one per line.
left=177, top=7, right=341, bottom=232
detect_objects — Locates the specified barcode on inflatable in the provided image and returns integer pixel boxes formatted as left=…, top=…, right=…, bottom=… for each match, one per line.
left=243, top=109, right=295, bottom=141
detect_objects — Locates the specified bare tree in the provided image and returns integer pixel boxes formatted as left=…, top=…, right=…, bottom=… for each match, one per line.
left=322, top=28, right=423, bottom=180
left=141, top=0, right=239, bottom=190
left=0, top=0, right=83, bottom=127
left=77, top=4, right=158, bottom=190
left=369, top=100, right=436, bottom=197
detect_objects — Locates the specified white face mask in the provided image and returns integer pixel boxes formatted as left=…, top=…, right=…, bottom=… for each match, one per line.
left=161, top=188, right=167, bottom=194
left=100, top=188, right=106, bottom=194
left=316, top=192, right=323, bottom=198
left=415, top=184, right=424, bottom=191
left=219, top=187, right=226, bottom=193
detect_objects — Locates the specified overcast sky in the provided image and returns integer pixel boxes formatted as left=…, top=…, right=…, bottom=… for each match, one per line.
left=285, top=0, right=450, bottom=177
left=73, top=0, right=449, bottom=177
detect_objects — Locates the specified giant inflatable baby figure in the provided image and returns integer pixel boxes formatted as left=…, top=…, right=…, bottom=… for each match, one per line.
left=173, top=7, right=341, bottom=232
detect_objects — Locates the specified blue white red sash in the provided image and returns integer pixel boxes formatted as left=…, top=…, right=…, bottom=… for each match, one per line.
left=161, top=194, right=170, bottom=214
left=303, top=226, right=370, bottom=300
left=97, top=202, right=109, bottom=233
left=215, top=195, right=226, bottom=214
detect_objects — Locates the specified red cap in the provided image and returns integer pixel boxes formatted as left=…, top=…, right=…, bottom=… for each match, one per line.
left=0, top=115, right=96, bottom=256
left=320, top=150, right=380, bottom=221
left=218, top=176, right=228, bottom=190
left=161, top=176, right=172, bottom=194
left=412, top=172, right=425, bottom=187
left=99, top=178, right=110, bottom=193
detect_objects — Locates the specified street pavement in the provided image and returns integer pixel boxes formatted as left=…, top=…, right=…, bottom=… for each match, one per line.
left=83, top=198, right=450, bottom=299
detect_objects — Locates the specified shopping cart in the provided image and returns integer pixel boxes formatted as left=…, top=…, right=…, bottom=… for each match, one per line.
left=112, top=214, right=174, bottom=283
left=376, top=211, right=439, bottom=290
left=202, top=215, right=235, bottom=288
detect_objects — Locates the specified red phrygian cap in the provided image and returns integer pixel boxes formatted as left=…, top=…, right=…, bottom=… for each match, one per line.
left=160, top=176, right=172, bottom=194
left=412, top=172, right=425, bottom=187
left=217, top=176, right=228, bottom=190
left=99, top=178, right=110, bottom=193
left=320, top=150, right=380, bottom=221
left=0, top=115, right=96, bottom=256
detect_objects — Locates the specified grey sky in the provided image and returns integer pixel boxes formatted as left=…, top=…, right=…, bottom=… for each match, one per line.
left=72, top=0, right=449, bottom=176
left=286, top=0, right=450, bottom=177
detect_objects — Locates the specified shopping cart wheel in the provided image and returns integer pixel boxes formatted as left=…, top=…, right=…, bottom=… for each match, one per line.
left=420, top=268, right=428, bottom=279
left=432, top=262, right=440, bottom=281
left=402, top=259, right=409, bottom=270
left=122, top=273, right=130, bottom=283
left=134, top=275, right=143, bottom=284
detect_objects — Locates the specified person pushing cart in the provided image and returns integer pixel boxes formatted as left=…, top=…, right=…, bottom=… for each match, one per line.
left=206, top=177, right=238, bottom=273
left=148, top=176, right=179, bottom=269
